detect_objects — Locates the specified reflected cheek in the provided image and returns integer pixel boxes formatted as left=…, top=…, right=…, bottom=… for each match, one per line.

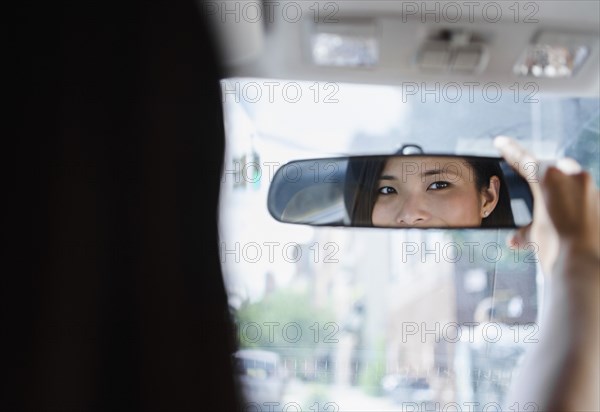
left=438, top=196, right=479, bottom=223
left=371, top=202, right=389, bottom=224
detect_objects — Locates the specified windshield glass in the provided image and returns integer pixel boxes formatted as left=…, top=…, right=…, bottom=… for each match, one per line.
left=219, top=78, right=599, bottom=411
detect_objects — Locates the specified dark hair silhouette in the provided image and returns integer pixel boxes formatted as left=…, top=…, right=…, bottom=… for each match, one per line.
left=9, top=3, right=242, bottom=411
left=344, top=156, right=515, bottom=227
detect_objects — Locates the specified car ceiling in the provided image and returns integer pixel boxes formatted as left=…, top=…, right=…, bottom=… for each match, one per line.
left=206, top=0, right=600, bottom=97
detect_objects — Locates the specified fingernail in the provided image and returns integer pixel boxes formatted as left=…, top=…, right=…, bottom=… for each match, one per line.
left=493, top=136, right=512, bottom=148
left=556, top=158, right=582, bottom=175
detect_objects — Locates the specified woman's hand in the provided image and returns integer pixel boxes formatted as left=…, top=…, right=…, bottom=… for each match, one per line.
left=541, top=162, right=600, bottom=262
left=493, top=135, right=599, bottom=276
left=494, top=136, right=600, bottom=411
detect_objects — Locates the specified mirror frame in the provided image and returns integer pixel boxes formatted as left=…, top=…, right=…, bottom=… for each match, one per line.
left=267, top=154, right=534, bottom=230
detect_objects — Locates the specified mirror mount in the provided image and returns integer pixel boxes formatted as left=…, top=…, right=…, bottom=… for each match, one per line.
left=397, top=144, right=424, bottom=155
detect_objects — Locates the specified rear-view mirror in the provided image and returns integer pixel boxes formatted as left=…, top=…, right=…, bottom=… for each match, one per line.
left=267, top=155, right=534, bottom=229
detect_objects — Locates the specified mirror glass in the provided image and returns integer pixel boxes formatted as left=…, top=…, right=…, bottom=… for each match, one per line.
left=267, top=155, right=534, bottom=229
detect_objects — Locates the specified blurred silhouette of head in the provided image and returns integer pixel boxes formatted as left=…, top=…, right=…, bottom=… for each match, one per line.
left=10, top=3, right=242, bottom=411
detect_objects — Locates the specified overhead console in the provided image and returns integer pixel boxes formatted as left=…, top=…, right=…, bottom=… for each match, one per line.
left=205, top=1, right=600, bottom=96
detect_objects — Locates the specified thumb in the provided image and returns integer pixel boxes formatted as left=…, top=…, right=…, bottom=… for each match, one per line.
left=507, top=225, right=531, bottom=249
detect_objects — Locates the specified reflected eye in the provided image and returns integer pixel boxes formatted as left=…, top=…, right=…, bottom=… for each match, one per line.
left=428, top=181, right=450, bottom=190
left=378, top=186, right=397, bottom=195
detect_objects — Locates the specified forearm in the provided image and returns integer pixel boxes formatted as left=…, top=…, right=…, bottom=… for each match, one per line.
left=546, top=250, right=600, bottom=410
left=505, top=252, right=600, bottom=411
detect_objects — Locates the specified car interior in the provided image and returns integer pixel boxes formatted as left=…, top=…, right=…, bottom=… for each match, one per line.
left=208, top=1, right=599, bottom=411
left=10, top=2, right=598, bottom=412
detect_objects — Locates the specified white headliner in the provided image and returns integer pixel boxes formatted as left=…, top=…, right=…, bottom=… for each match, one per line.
left=207, top=0, right=600, bottom=96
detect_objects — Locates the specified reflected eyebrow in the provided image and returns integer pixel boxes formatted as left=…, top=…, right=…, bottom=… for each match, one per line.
left=379, top=169, right=462, bottom=180
left=422, top=169, right=461, bottom=178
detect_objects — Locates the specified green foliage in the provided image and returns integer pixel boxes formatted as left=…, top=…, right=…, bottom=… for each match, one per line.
left=358, top=338, right=386, bottom=397
left=233, top=288, right=335, bottom=358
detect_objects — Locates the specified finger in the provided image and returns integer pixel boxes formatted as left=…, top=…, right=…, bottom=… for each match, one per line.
left=493, top=135, right=543, bottom=198
left=506, top=225, right=531, bottom=249
left=555, top=157, right=582, bottom=175
left=536, top=157, right=583, bottom=181
left=493, top=136, right=537, bottom=177
left=505, top=230, right=518, bottom=248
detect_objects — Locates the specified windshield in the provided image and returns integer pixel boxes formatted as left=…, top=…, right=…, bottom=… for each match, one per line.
left=219, top=78, right=599, bottom=411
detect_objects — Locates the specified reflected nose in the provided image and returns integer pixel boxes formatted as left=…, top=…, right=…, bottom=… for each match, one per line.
left=395, top=195, right=430, bottom=226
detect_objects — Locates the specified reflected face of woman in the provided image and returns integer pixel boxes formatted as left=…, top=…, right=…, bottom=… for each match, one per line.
left=371, top=157, right=500, bottom=227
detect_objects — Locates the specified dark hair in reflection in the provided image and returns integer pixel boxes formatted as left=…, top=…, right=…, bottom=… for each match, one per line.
left=344, top=156, right=515, bottom=228
left=344, top=158, right=385, bottom=226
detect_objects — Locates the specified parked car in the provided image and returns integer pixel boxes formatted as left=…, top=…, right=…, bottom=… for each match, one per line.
left=234, top=349, right=287, bottom=406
